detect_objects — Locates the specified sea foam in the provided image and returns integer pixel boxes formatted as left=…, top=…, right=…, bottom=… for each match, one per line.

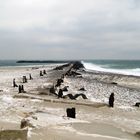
left=82, top=61, right=140, bottom=77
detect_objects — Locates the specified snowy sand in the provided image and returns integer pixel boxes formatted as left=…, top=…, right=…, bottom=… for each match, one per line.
left=0, top=64, right=140, bottom=140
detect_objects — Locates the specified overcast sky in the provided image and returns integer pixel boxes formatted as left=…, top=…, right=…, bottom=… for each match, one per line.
left=0, top=0, right=140, bottom=60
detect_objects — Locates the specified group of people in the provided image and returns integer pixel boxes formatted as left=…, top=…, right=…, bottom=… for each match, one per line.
left=13, top=68, right=115, bottom=107
left=13, top=74, right=33, bottom=93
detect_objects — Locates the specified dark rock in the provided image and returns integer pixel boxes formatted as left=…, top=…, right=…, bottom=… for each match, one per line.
left=55, top=78, right=64, bottom=87
left=49, top=85, right=57, bottom=96
left=20, top=119, right=34, bottom=129
left=72, top=61, right=84, bottom=70
left=135, top=102, right=140, bottom=107
left=79, top=87, right=86, bottom=91
left=65, top=71, right=82, bottom=77
left=58, top=89, right=63, bottom=98
left=111, top=82, right=117, bottom=85
left=66, top=108, right=76, bottom=118
left=63, top=93, right=88, bottom=100
left=62, top=86, right=69, bottom=92
left=53, top=63, right=71, bottom=70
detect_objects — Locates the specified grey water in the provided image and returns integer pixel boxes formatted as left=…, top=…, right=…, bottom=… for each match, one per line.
left=84, top=60, right=140, bottom=69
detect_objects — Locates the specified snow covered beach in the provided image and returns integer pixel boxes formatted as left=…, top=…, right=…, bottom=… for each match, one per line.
left=0, top=62, right=140, bottom=140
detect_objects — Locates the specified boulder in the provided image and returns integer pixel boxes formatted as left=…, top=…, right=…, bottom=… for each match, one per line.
left=20, top=119, right=34, bottom=129
left=62, top=86, right=69, bottom=92
left=135, top=102, right=140, bottom=107
left=72, top=61, right=84, bottom=70
left=63, top=93, right=88, bottom=100
left=79, top=87, right=86, bottom=91
left=66, top=108, right=76, bottom=118
left=111, top=82, right=117, bottom=85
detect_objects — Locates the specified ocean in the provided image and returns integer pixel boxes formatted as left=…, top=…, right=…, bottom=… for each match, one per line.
left=82, top=60, right=140, bottom=76
left=0, top=60, right=140, bottom=76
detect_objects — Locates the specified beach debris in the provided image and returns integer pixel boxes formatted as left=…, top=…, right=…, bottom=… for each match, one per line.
left=66, top=107, right=76, bottom=118
left=109, top=92, right=114, bottom=107
left=63, top=93, right=88, bottom=100
left=20, top=118, right=34, bottom=129
left=23, top=76, right=27, bottom=83
left=135, top=102, right=140, bottom=107
left=0, top=130, right=28, bottom=140
left=13, top=78, right=18, bottom=87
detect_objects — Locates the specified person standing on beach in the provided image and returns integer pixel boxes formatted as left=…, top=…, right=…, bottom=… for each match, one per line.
left=13, top=78, right=18, bottom=87
left=109, top=92, right=114, bottom=107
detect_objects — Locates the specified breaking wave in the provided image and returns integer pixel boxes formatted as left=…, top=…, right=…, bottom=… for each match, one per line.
left=82, top=61, right=140, bottom=77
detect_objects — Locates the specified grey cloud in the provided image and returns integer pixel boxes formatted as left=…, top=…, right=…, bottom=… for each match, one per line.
left=0, top=0, right=140, bottom=60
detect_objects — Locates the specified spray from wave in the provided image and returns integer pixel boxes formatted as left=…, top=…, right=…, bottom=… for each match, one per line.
left=82, top=61, right=140, bottom=77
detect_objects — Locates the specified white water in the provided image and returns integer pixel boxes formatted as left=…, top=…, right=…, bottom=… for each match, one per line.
left=82, top=62, right=140, bottom=77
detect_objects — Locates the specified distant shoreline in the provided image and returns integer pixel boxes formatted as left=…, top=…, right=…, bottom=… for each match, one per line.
left=16, top=60, right=74, bottom=63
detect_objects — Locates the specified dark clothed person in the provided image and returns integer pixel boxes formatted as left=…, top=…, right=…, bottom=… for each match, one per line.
left=109, top=93, right=114, bottom=107
left=13, top=79, right=18, bottom=87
